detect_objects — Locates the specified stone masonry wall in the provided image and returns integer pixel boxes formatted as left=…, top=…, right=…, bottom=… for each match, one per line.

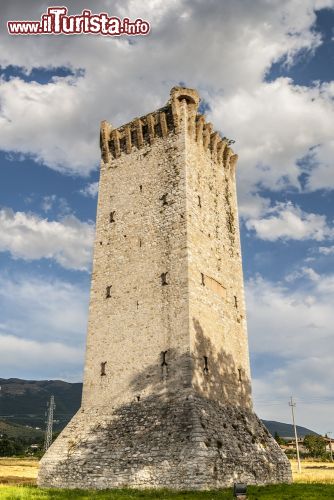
left=82, top=97, right=191, bottom=410
left=184, top=106, right=252, bottom=408
left=38, top=392, right=291, bottom=490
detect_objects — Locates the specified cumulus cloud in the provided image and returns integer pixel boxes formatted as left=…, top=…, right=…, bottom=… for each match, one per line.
left=285, top=266, right=321, bottom=283
left=0, top=0, right=333, bottom=422
left=41, top=194, right=71, bottom=215
left=0, top=274, right=89, bottom=344
left=0, top=0, right=332, bottom=196
left=245, top=201, right=333, bottom=241
left=80, top=181, right=99, bottom=198
left=319, top=245, right=334, bottom=255
left=0, top=75, right=98, bottom=174
left=246, top=271, right=334, bottom=432
left=253, top=359, right=334, bottom=433
left=246, top=273, right=334, bottom=357
left=0, top=208, right=95, bottom=271
left=0, top=273, right=88, bottom=379
left=211, top=78, right=334, bottom=197
left=0, top=333, right=84, bottom=380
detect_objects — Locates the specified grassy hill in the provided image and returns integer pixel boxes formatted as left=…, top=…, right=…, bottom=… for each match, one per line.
left=0, top=420, right=43, bottom=441
left=0, top=378, right=82, bottom=431
left=262, top=420, right=318, bottom=438
left=0, top=378, right=318, bottom=439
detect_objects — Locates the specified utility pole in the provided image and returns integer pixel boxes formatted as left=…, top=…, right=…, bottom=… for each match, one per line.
left=289, top=396, right=301, bottom=473
left=44, top=395, right=55, bottom=452
left=327, top=432, right=333, bottom=461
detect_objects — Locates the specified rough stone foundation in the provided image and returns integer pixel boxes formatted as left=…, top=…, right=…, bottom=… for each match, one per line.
left=38, top=393, right=291, bottom=490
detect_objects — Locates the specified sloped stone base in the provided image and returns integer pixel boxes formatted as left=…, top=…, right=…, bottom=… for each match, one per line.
left=38, top=394, right=291, bottom=490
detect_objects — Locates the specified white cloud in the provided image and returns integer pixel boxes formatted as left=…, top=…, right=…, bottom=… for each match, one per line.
left=0, top=273, right=87, bottom=379
left=0, top=274, right=89, bottom=344
left=0, top=334, right=84, bottom=380
left=246, top=271, right=334, bottom=433
left=0, top=272, right=88, bottom=379
left=247, top=274, right=334, bottom=358
left=285, top=266, right=321, bottom=283
left=305, top=82, right=334, bottom=191
left=0, top=208, right=95, bottom=271
left=0, top=0, right=333, bottom=426
left=0, top=75, right=98, bottom=174
left=237, top=192, right=271, bottom=220
left=0, top=0, right=332, bottom=194
left=245, top=201, right=333, bottom=241
left=212, top=78, right=334, bottom=195
left=253, top=361, right=334, bottom=434
left=319, top=245, right=334, bottom=255
left=41, top=194, right=71, bottom=215
left=80, top=181, right=99, bottom=198
left=41, top=194, right=57, bottom=212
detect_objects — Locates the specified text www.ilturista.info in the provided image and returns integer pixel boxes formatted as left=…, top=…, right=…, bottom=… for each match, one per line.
left=7, top=7, right=150, bottom=36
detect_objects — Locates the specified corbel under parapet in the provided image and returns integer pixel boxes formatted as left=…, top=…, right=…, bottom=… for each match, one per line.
left=100, top=120, right=113, bottom=164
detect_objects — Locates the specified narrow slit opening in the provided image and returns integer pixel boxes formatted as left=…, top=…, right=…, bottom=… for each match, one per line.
left=160, top=193, right=168, bottom=206
left=161, top=350, right=168, bottom=378
left=161, top=350, right=168, bottom=367
left=238, top=368, right=242, bottom=382
left=100, top=361, right=107, bottom=376
left=161, top=272, right=168, bottom=286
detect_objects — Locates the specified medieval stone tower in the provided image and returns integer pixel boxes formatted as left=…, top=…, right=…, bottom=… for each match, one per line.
left=38, top=87, right=291, bottom=489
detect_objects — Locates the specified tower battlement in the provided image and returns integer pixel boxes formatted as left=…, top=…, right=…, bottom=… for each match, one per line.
left=39, top=86, right=291, bottom=491
left=100, top=86, right=237, bottom=170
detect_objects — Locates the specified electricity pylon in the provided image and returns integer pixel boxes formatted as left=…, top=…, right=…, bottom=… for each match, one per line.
left=43, top=395, right=56, bottom=452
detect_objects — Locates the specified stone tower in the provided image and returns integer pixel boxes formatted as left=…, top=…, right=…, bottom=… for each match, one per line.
left=38, top=87, right=291, bottom=490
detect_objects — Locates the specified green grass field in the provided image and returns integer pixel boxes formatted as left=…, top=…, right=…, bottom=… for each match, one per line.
left=2, top=459, right=334, bottom=499
left=1, top=484, right=334, bottom=499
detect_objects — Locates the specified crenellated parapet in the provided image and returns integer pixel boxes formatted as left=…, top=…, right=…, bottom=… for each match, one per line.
left=100, top=87, right=237, bottom=170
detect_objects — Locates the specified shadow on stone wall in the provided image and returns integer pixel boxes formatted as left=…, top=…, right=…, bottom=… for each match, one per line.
left=125, top=317, right=251, bottom=409
left=192, top=317, right=252, bottom=408
left=38, top=319, right=291, bottom=489
left=39, top=381, right=290, bottom=489
left=128, top=348, right=191, bottom=399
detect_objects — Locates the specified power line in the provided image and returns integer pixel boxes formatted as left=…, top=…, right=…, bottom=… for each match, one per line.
left=254, top=398, right=334, bottom=405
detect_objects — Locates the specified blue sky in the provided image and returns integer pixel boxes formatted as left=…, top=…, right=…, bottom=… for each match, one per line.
left=0, top=1, right=333, bottom=433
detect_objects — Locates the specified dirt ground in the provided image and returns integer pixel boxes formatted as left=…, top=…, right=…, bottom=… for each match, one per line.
left=1, top=457, right=334, bottom=486
left=0, top=457, right=39, bottom=485
left=290, top=459, right=334, bottom=483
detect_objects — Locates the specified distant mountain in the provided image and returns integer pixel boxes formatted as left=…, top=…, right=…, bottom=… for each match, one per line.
left=0, top=378, right=82, bottom=431
left=261, top=420, right=319, bottom=438
left=0, top=378, right=319, bottom=439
